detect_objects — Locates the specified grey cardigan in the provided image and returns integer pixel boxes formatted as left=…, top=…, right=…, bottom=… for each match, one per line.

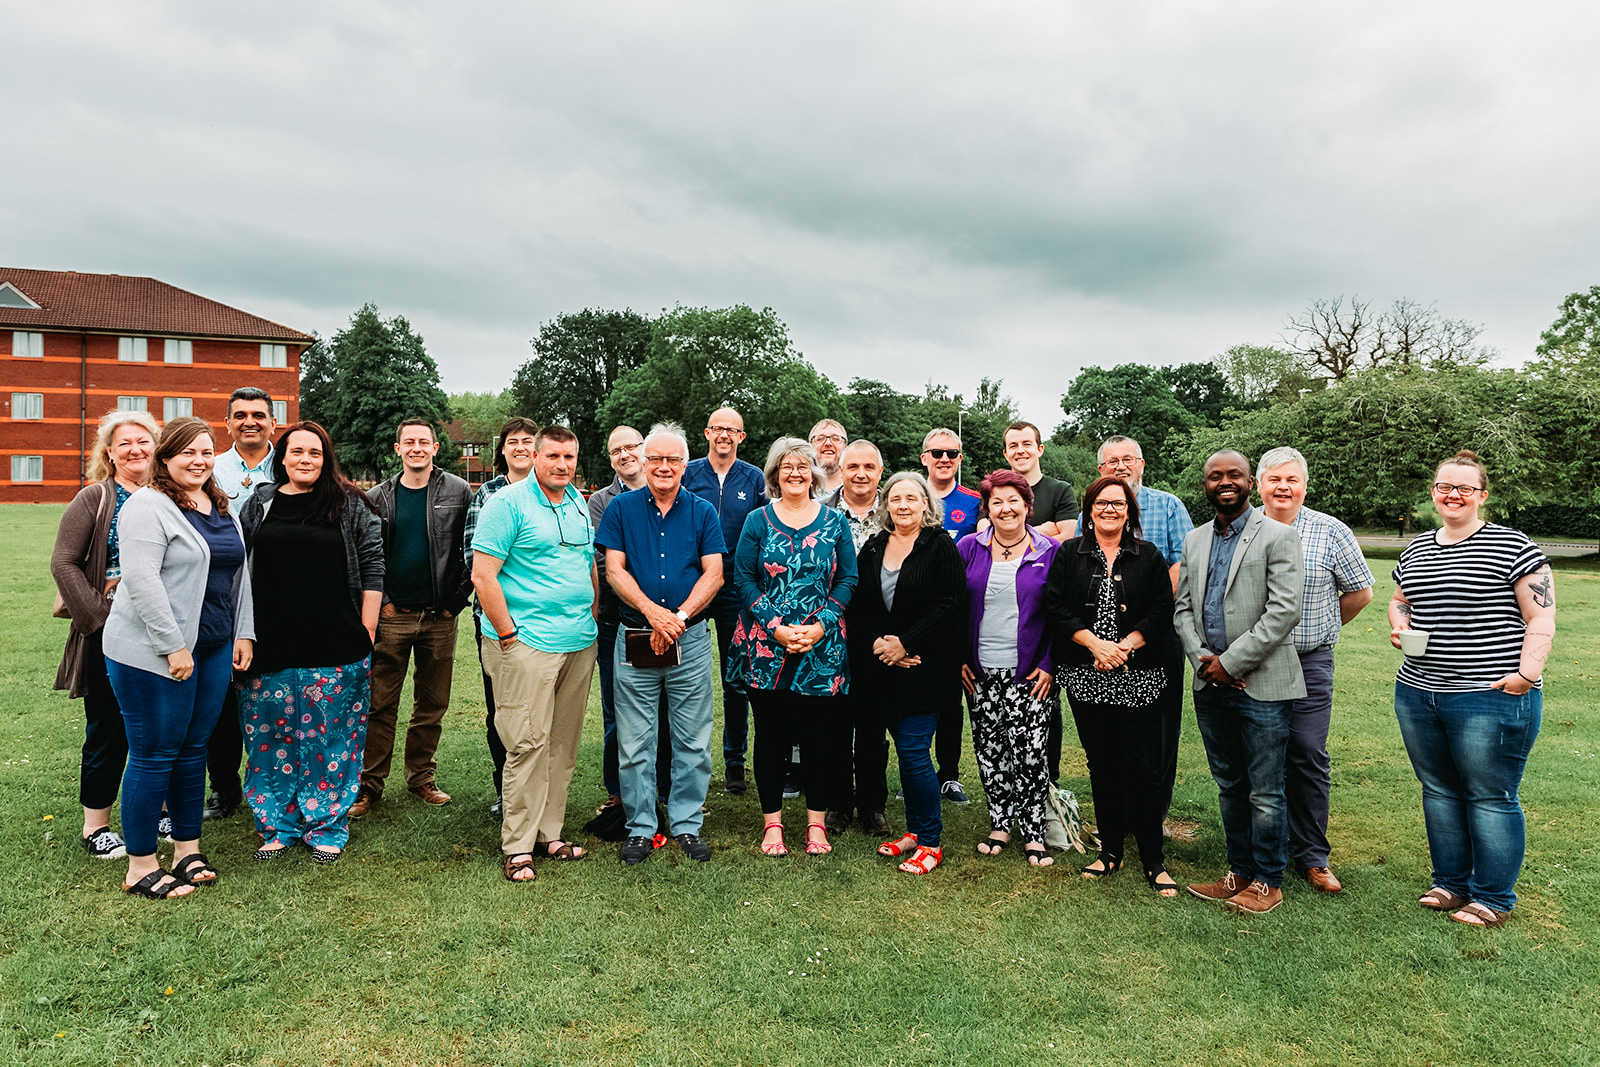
left=101, top=488, right=256, bottom=677
left=238, top=481, right=385, bottom=613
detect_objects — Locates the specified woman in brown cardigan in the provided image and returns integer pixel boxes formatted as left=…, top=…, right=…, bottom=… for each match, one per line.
left=51, top=409, right=160, bottom=859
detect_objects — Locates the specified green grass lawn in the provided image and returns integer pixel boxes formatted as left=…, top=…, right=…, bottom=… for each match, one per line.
left=2, top=504, right=1597, bottom=1066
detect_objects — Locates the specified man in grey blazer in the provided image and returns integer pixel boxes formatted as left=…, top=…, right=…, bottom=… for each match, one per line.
left=1174, top=450, right=1305, bottom=914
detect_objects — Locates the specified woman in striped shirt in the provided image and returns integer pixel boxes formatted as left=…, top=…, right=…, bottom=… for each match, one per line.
left=1388, top=450, right=1555, bottom=928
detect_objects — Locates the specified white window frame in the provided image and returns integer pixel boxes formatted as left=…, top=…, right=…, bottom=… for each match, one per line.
left=163, top=397, right=193, bottom=420
left=260, top=343, right=287, bottom=368
left=10, top=455, right=43, bottom=482
left=271, top=400, right=288, bottom=423
left=164, top=339, right=193, bottom=364
left=11, top=331, right=43, bottom=357
left=11, top=392, right=44, bottom=420
left=118, top=337, right=148, bottom=362
left=117, top=396, right=148, bottom=412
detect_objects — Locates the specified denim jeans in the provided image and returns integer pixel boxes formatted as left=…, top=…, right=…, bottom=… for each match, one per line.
left=1394, top=682, right=1541, bottom=913
left=613, top=621, right=714, bottom=839
left=107, top=643, right=234, bottom=856
left=1193, top=685, right=1293, bottom=887
left=889, top=711, right=942, bottom=847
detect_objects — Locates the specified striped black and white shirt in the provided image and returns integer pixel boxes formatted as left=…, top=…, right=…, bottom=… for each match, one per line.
left=1392, top=524, right=1546, bottom=692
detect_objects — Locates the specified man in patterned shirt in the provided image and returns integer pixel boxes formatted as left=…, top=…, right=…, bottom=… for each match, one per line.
left=1095, top=436, right=1194, bottom=822
left=1257, top=446, right=1374, bottom=894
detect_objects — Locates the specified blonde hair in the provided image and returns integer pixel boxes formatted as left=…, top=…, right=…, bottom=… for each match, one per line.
left=1436, top=449, right=1489, bottom=493
left=86, top=409, right=161, bottom=484
left=875, top=470, right=944, bottom=530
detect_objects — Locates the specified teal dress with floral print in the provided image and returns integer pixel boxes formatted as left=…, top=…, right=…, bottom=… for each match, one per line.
left=727, top=504, right=858, bottom=696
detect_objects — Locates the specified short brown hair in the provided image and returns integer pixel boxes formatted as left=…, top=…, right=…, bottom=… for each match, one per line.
left=1081, top=475, right=1140, bottom=538
left=494, top=417, right=541, bottom=475
left=394, top=417, right=437, bottom=443
left=536, top=424, right=579, bottom=449
left=1004, top=421, right=1042, bottom=447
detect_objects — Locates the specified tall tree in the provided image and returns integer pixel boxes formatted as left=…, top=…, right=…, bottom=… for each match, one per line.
left=842, top=377, right=924, bottom=473
left=1536, top=284, right=1600, bottom=361
left=1212, top=343, right=1320, bottom=406
left=510, top=308, right=653, bottom=484
left=447, top=391, right=516, bottom=443
left=1054, top=363, right=1194, bottom=486
left=1161, top=361, right=1249, bottom=427
left=599, top=305, right=843, bottom=462
left=306, top=303, right=454, bottom=481
left=1284, top=295, right=1370, bottom=382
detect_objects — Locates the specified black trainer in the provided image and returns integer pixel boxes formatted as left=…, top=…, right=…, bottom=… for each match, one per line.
left=619, top=836, right=654, bottom=865
left=82, top=827, right=127, bottom=859
left=202, top=791, right=241, bottom=821
left=726, top=766, right=748, bottom=796
left=675, top=833, right=711, bottom=862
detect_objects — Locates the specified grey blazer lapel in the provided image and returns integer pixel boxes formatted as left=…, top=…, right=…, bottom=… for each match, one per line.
left=1224, top=509, right=1265, bottom=595
left=1189, top=523, right=1214, bottom=606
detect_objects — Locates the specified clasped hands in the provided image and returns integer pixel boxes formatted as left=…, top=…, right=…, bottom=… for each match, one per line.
left=774, top=621, right=825, bottom=655
left=1196, top=652, right=1245, bottom=689
left=1084, top=635, right=1139, bottom=673
left=644, top=604, right=688, bottom=656
left=873, top=634, right=921, bottom=669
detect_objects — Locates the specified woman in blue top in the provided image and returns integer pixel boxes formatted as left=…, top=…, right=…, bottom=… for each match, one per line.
left=101, top=416, right=254, bottom=899
left=728, top=438, right=858, bottom=858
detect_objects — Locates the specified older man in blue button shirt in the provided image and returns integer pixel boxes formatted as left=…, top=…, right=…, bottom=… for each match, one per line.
left=595, top=423, right=727, bottom=865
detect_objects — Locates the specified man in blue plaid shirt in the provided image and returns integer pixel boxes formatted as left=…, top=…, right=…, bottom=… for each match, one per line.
left=1257, top=446, right=1375, bottom=894
left=1094, top=436, right=1194, bottom=827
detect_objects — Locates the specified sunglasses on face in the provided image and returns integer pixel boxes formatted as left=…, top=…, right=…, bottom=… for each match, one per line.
left=925, top=449, right=961, bottom=460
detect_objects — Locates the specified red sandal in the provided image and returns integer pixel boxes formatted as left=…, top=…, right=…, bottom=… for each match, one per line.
left=805, top=822, right=832, bottom=856
left=898, top=844, right=942, bottom=875
left=878, top=832, right=917, bottom=858
left=760, top=822, right=787, bottom=857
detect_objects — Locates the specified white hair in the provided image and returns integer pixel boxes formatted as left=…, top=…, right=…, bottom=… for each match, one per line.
left=644, top=422, right=690, bottom=459
left=1256, top=446, right=1309, bottom=485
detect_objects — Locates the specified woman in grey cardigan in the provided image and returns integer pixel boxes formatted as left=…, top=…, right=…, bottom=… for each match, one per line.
left=50, top=409, right=160, bottom=860
left=101, top=417, right=254, bottom=899
left=237, top=422, right=383, bottom=863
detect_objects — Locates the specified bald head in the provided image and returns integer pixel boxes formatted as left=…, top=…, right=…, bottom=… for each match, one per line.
left=704, top=407, right=746, bottom=464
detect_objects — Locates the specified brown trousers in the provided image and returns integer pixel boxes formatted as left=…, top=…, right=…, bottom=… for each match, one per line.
left=363, top=609, right=459, bottom=796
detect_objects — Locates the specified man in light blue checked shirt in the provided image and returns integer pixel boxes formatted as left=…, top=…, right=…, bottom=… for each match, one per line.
left=1095, top=436, right=1194, bottom=827
left=1257, top=446, right=1375, bottom=894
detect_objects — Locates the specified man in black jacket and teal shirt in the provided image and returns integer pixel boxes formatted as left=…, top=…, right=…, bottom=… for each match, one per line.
left=681, top=406, right=767, bottom=795
left=350, top=417, right=473, bottom=817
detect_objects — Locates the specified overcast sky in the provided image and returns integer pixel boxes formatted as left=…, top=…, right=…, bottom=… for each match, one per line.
left=6, top=2, right=1597, bottom=429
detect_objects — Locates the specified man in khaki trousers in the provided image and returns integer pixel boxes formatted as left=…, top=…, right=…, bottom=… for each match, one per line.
left=470, top=425, right=599, bottom=882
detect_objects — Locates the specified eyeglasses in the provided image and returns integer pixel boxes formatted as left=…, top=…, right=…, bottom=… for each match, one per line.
left=925, top=448, right=961, bottom=460
left=1092, top=500, right=1129, bottom=513
left=608, top=442, right=641, bottom=457
left=1100, top=455, right=1141, bottom=469
left=1432, top=483, right=1484, bottom=496
left=779, top=463, right=812, bottom=475
left=706, top=426, right=745, bottom=437
left=810, top=433, right=844, bottom=445
left=538, top=494, right=593, bottom=548
left=644, top=454, right=685, bottom=466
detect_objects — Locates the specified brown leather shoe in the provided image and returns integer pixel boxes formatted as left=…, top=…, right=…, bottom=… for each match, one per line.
left=411, top=782, right=452, bottom=806
left=1187, top=870, right=1249, bottom=901
left=1303, top=865, right=1343, bottom=893
left=348, top=790, right=376, bottom=819
left=1223, top=880, right=1284, bottom=914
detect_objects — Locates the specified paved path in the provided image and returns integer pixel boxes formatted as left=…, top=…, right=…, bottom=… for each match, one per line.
left=1357, top=535, right=1597, bottom=558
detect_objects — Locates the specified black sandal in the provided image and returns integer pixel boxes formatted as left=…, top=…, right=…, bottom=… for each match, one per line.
left=1082, top=853, right=1122, bottom=879
left=1145, top=864, right=1179, bottom=897
left=976, top=836, right=1009, bottom=857
left=122, top=869, right=193, bottom=899
left=1023, top=847, right=1054, bottom=867
left=172, top=852, right=218, bottom=885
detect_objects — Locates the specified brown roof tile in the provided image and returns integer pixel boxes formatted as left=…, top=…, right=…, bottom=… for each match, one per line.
left=0, top=267, right=312, bottom=342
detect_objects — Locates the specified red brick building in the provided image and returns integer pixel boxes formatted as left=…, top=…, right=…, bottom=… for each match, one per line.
left=1, top=268, right=312, bottom=503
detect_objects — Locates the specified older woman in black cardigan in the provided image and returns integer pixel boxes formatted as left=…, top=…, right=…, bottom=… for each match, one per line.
left=1044, top=475, right=1178, bottom=895
left=847, top=471, right=965, bottom=875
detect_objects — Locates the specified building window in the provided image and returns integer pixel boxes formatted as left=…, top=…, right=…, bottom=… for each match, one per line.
left=10, top=455, right=43, bottom=482
left=163, top=397, right=193, bottom=420
left=11, top=393, right=44, bottom=420
left=117, top=396, right=148, bottom=412
left=164, top=339, right=193, bottom=364
left=260, top=344, right=287, bottom=368
left=11, top=331, right=43, bottom=357
left=118, top=337, right=148, bottom=362
left=271, top=400, right=288, bottom=423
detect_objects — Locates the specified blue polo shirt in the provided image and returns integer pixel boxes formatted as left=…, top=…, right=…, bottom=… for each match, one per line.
left=1202, top=506, right=1251, bottom=653
left=472, top=480, right=597, bottom=653
left=682, top=456, right=767, bottom=567
left=939, top=484, right=982, bottom=540
left=594, top=487, right=726, bottom=628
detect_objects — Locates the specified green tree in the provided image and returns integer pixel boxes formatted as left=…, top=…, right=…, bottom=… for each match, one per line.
left=1536, top=284, right=1600, bottom=361
left=448, top=390, right=515, bottom=444
left=510, top=308, right=653, bottom=484
left=1212, top=343, right=1321, bottom=406
left=841, top=377, right=924, bottom=473
left=1161, top=361, right=1248, bottom=427
left=1054, top=364, right=1194, bottom=486
left=599, top=305, right=843, bottom=463
left=308, top=304, right=454, bottom=482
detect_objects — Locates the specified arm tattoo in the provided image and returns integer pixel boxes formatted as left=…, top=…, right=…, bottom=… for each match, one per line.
left=1395, top=602, right=1412, bottom=619
left=1529, top=569, right=1554, bottom=609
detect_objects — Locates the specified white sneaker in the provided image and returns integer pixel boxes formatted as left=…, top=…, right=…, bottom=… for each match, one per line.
left=82, top=827, right=127, bottom=859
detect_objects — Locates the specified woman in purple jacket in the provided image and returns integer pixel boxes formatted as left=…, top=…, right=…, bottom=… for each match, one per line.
left=958, top=470, right=1060, bottom=866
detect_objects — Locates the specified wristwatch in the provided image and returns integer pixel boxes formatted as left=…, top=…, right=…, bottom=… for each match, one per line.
left=675, top=609, right=689, bottom=623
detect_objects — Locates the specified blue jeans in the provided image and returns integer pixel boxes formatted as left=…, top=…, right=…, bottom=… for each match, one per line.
left=613, top=621, right=713, bottom=839
left=710, top=597, right=750, bottom=771
left=1193, top=685, right=1293, bottom=887
left=889, top=711, right=941, bottom=848
left=1394, top=682, right=1541, bottom=913
left=107, top=643, right=234, bottom=856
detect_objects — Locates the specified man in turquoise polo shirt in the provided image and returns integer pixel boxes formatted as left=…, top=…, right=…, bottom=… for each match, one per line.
left=471, top=425, right=599, bottom=882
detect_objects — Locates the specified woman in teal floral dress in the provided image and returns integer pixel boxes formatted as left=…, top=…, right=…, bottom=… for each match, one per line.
left=729, top=438, right=859, bottom=857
